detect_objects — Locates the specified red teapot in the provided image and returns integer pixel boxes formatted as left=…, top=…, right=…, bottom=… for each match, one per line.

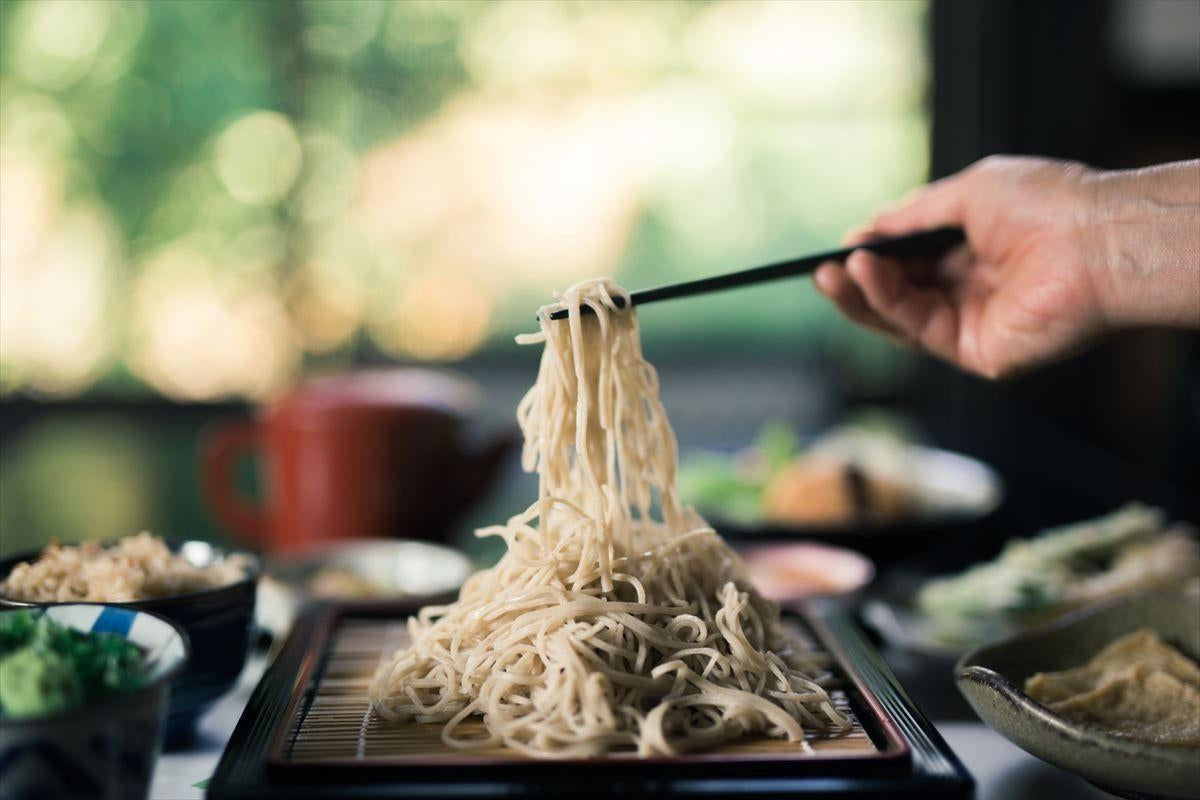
left=200, top=369, right=512, bottom=552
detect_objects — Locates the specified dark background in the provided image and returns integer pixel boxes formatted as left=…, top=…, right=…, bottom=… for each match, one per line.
left=918, top=0, right=1199, bottom=549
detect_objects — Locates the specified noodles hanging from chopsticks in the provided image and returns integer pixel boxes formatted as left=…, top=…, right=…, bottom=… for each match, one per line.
left=369, top=278, right=850, bottom=758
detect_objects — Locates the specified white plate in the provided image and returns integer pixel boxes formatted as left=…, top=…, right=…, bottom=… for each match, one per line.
left=256, top=540, right=471, bottom=639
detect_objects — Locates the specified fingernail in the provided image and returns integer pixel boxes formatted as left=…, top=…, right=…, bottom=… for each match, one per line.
left=814, top=264, right=836, bottom=293
left=845, top=251, right=870, bottom=280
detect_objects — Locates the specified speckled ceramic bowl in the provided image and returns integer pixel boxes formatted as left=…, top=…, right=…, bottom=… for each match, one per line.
left=956, top=592, right=1200, bottom=800
left=0, top=604, right=189, bottom=800
left=0, top=540, right=259, bottom=745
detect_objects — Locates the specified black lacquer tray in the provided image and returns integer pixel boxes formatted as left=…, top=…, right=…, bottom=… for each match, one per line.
left=207, top=601, right=972, bottom=799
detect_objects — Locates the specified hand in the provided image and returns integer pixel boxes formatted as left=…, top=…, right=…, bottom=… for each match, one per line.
left=814, top=156, right=1200, bottom=379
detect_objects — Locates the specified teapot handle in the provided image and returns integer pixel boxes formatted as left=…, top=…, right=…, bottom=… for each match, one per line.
left=199, top=418, right=267, bottom=545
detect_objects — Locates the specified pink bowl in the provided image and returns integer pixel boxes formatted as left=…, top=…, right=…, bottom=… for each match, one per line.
left=739, top=542, right=875, bottom=602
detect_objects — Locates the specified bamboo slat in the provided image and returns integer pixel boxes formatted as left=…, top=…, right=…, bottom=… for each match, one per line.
left=281, top=619, right=877, bottom=764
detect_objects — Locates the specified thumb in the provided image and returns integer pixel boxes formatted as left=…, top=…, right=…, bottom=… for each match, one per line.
left=871, top=171, right=970, bottom=236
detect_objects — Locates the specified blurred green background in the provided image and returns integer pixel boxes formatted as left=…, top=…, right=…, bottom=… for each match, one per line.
left=0, top=0, right=930, bottom=554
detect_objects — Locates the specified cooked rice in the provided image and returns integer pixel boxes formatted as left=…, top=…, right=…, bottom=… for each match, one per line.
left=1, top=532, right=250, bottom=602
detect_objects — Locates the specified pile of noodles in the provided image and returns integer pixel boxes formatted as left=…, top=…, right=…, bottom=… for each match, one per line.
left=370, top=278, right=850, bottom=758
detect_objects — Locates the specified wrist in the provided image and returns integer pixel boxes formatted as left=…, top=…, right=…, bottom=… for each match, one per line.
left=1087, top=161, right=1200, bottom=329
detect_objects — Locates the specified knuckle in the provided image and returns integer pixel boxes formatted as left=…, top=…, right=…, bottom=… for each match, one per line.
left=972, top=154, right=1012, bottom=174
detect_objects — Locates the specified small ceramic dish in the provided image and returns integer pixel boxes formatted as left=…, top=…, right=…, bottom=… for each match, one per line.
left=0, top=604, right=190, bottom=800
left=255, top=539, right=472, bottom=640
left=738, top=542, right=875, bottom=605
left=956, top=592, right=1200, bottom=800
left=0, top=540, right=260, bottom=744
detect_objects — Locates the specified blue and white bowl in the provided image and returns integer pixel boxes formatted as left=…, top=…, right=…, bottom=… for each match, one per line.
left=0, top=604, right=189, bottom=800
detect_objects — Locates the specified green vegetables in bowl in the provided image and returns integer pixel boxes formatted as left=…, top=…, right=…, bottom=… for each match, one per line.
left=917, top=503, right=1200, bottom=648
left=678, top=421, right=801, bottom=524
left=0, top=609, right=145, bottom=719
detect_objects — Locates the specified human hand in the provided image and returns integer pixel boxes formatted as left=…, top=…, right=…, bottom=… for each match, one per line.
left=814, top=156, right=1200, bottom=379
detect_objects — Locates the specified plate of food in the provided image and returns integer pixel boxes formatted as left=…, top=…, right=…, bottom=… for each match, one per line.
left=0, top=532, right=260, bottom=742
left=678, top=421, right=1003, bottom=558
left=956, top=591, right=1200, bottom=799
left=209, top=279, right=969, bottom=798
left=863, top=504, right=1200, bottom=659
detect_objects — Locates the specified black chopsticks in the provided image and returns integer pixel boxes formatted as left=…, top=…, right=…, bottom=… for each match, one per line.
left=547, top=226, right=966, bottom=320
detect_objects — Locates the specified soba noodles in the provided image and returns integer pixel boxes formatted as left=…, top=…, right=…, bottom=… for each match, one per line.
left=370, top=278, right=850, bottom=758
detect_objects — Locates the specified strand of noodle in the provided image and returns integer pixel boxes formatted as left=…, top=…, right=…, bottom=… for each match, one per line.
left=370, top=277, right=848, bottom=758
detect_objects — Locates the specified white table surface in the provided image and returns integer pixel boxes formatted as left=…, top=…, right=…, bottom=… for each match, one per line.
left=151, top=657, right=1115, bottom=800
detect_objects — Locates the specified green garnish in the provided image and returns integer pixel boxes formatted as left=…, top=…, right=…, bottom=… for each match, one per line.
left=0, top=610, right=146, bottom=719
left=0, top=609, right=37, bottom=656
left=916, top=503, right=1167, bottom=644
left=677, top=422, right=803, bottom=523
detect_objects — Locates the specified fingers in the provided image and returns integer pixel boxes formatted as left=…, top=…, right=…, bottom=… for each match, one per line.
left=841, top=225, right=877, bottom=247
left=870, top=170, right=971, bottom=237
left=842, top=170, right=973, bottom=261
left=820, top=164, right=979, bottom=361
left=813, top=262, right=905, bottom=340
left=842, top=250, right=961, bottom=363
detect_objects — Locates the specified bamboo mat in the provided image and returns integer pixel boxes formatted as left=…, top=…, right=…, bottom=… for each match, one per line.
left=280, top=618, right=876, bottom=764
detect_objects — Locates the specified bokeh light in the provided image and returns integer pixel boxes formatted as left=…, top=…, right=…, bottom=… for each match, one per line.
left=371, top=271, right=493, bottom=361
left=0, top=201, right=117, bottom=396
left=215, top=111, right=303, bottom=206
left=303, top=0, right=385, bottom=59
left=14, top=0, right=111, bottom=90
left=0, top=0, right=929, bottom=398
left=129, top=245, right=296, bottom=400
left=297, top=133, right=359, bottom=223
